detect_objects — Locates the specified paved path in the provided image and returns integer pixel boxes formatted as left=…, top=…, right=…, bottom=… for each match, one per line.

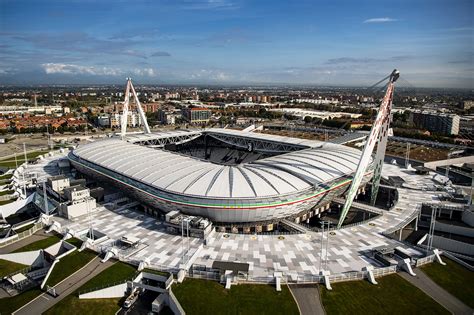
left=13, top=257, right=114, bottom=315
left=399, top=269, right=472, bottom=315
left=0, top=230, right=49, bottom=254
left=289, top=284, right=325, bottom=315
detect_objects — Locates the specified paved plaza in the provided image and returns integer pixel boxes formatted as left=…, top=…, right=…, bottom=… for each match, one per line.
left=45, top=164, right=439, bottom=277
left=26, top=156, right=446, bottom=278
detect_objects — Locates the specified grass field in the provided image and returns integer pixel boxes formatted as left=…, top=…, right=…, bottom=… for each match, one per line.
left=0, top=198, right=16, bottom=205
left=142, top=268, right=170, bottom=278
left=13, top=223, right=35, bottom=233
left=0, top=189, right=14, bottom=196
left=0, top=289, right=42, bottom=315
left=0, top=150, right=50, bottom=169
left=421, top=258, right=474, bottom=309
left=13, top=234, right=61, bottom=253
left=0, top=173, right=13, bottom=180
left=45, top=249, right=97, bottom=287
left=320, top=274, right=449, bottom=315
left=43, top=262, right=137, bottom=315
left=0, top=258, right=28, bottom=278
left=173, top=278, right=299, bottom=315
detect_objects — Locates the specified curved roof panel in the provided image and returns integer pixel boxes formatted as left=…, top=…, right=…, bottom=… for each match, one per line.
left=72, top=131, right=366, bottom=199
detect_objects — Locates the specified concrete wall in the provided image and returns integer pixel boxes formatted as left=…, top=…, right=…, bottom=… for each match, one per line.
left=0, top=250, right=42, bottom=266
left=65, top=198, right=96, bottom=219
left=432, top=235, right=474, bottom=256
left=424, top=155, right=474, bottom=169
left=462, top=210, right=474, bottom=227
left=169, top=288, right=186, bottom=315
left=0, top=193, right=35, bottom=218
left=434, top=221, right=474, bottom=238
left=79, top=283, right=128, bottom=299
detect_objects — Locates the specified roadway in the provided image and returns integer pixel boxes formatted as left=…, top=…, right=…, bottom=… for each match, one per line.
left=13, top=257, right=114, bottom=315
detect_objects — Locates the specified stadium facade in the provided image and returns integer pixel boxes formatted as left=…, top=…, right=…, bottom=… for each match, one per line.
left=69, top=129, right=374, bottom=227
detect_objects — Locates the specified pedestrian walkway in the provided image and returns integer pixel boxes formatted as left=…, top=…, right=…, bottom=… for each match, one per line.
left=13, top=257, right=114, bottom=315
left=0, top=230, right=49, bottom=254
left=289, top=284, right=325, bottom=315
left=399, top=269, right=472, bottom=315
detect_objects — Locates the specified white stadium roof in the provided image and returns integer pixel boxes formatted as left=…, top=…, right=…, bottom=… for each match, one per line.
left=73, top=133, right=365, bottom=199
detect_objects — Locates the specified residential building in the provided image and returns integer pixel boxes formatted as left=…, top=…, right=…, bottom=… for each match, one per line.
left=181, top=107, right=211, bottom=124
left=409, top=110, right=460, bottom=136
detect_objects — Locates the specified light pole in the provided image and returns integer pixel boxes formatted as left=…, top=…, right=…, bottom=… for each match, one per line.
left=181, top=219, right=184, bottom=265
left=325, top=222, right=330, bottom=270
left=23, top=143, right=27, bottom=168
left=427, top=206, right=437, bottom=253
left=405, top=142, right=410, bottom=169
left=319, top=221, right=325, bottom=272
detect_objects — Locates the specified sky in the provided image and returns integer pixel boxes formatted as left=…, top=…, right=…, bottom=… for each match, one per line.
left=0, top=0, right=472, bottom=88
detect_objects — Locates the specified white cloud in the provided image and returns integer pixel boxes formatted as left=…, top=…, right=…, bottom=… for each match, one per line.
left=41, top=63, right=156, bottom=77
left=363, top=17, right=398, bottom=23
left=132, top=68, right=156, bottom=76
left=188, top=69, right=230, bottom=81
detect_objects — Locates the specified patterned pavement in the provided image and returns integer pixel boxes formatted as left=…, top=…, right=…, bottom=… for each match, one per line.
left=46, top=159, right=444, bottom=278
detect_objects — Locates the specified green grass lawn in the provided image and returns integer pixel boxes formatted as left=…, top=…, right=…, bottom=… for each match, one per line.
left=0, top=178, right=12, bottom=185
left=43, top=262, right=137, bottom=315
left=0, top=198, right=16, bottom=205
left=43, top=296, right=124, bottom=315
left=173, top=278, right=299, bottom=315
left=65, top=237, right=84, bottom=248
left=421, top=258, right=474, bottom=309
left=0, top=288, right=42, bottom=315
left=0, top=189, right=14, bottom=196
left=0, top=258, right=28, bottom=278
left=45, top=249, right=97, bottom=287
left=13, top=234, right=61, bottom=253
left=13, top=223, right=35, bottom=233
left=0, top=173, right=13, bottom=180
left=78, top=261, right=137, bottom=293
left=320, top=274, right=449, bottom=315
left=143, top=268, right=171, bottom=278
left=0, top=150, right=50, bottom=169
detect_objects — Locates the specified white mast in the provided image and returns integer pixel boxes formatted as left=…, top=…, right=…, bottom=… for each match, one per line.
left=120, top=78, right=151, bottom=139
left=337, top=70, right=399, bottom=228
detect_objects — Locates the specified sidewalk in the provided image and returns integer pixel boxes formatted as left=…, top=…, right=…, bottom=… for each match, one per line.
left=399, top=269, right=472, bottom=315
left=0, top=230, right=50, bottom=254
left=13, top=257, right=114, bottom=315
left=289, top=284, right=325, bottom=315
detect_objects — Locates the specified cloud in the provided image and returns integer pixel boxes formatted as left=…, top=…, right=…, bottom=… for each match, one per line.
left=325, top=56, right=411, bottom=65
left=187, top=69, right=231, bottom=81
left=151, top=51, right=171, bottom=57
left=445, top=27, right=474, bottom=32
left=41, top=63, right=122, bottom=75
left=132, top=68, right=156, bottom=76
left=6, top=32, right=147, bottom=58
left=109, top=27, right=161, bottom=40
left=175, top=0, right=239, bottom=10
left=363, top=17, right=398, bottom=23
left=41, top=63, right=157, bottom=77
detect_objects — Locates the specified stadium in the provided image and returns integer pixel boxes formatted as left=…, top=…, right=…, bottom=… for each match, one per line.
left=68, top=128, right=374, bottom=230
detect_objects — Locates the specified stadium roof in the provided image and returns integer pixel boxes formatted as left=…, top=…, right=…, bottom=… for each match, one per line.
left=73, top=136, right=365, bottom=199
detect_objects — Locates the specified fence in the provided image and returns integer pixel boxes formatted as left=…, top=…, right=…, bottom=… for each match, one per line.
left=0, top=221, right=44, bottom=248
left=329, top=271, right=366, bottom=283
left=415, top=254, right=436, bottom=267
left=371, top=265, right=398, bottom=278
